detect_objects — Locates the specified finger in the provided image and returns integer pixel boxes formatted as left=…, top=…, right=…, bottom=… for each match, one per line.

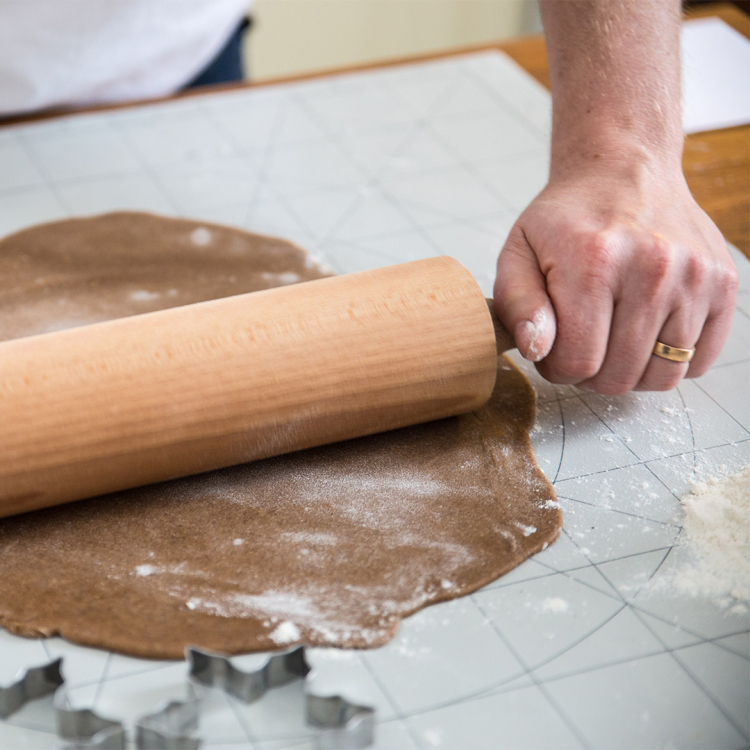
left=577, top=295, right=665, bottom=395
left=494, top=226, right=556, bottom=362
left=687, top=289, right=737, bottom=379
left=635, top=307, right=706, bottom=391
left=534, top=263, right=613, bottom=385
left=640, top=231, right=737, bottom=386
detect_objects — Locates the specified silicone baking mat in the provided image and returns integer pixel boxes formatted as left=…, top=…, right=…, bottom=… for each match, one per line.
left=0, top=49, right=748, bottom=749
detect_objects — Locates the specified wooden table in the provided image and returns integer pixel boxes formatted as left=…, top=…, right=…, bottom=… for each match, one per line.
left=3, top=3, right=748, bottom=257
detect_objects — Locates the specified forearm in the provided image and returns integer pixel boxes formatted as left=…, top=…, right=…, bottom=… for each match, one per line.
left=540, top=0, right=684, bottom=175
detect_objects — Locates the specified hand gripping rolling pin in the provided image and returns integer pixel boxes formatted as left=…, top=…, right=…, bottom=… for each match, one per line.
left=0, top=256, right=515, bottom=519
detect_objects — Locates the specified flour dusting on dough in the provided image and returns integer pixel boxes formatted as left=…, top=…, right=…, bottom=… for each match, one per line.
left=261, top=271, right=301, bottom=285
left=190, top=227, right=212, bottom=246
left=270, top=621, right=301, bottom=644
left=516, top=523, right=537, bottom=537
left=0, top=212, right=560, bottom=658
left=130, top=290, right=161, bottom=302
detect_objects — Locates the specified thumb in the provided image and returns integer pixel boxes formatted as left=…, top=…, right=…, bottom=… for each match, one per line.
left=494, top=226, right=556, bottom=362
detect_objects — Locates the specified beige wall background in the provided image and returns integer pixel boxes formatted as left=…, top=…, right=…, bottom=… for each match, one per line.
left=245, top=0, right=542, bottom=81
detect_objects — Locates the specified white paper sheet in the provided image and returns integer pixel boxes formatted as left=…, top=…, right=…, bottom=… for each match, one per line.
left=682, top=17, right=750, bottom=134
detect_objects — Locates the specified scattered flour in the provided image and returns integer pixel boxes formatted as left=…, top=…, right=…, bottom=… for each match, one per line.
left=518, top=307, right=553, bottom=362
left=672, top=465, right=750, bottom=602
left=281, top=531, right=338, bottom=546
left=190, top=590, right=317, bottom=620
left=269, top=620, right=301, bottom=644
left=261, top=271, right=302, bottom=285
left=540, top=597, right=569, bottom=614
left=423, top=728, right=443, bottom=747
left=189, top=227, right=212, bottom=246
left=136, top=562, right=190, bottom=578
left=129, top=290, right=161, bottom=302
left=516, top=523, right=537, bottom=537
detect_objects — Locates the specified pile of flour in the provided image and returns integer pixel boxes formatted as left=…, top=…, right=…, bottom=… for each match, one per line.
left=672, top=464, right=750, bottom=602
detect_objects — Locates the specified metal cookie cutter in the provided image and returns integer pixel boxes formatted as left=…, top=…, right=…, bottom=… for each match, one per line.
left=0, top=657, right=64, bottom=720
left=307, top=693, right=376, bottom=750
left=134, top=686, right=202, bottom=750
left=55, top=689, right=127, bottom=750
left=1, top=664, right=200, bottom=750
left=187, top=645, right=309, bottom=702
left=186, top=646, right=375, bottom=749
left=3, top=648, right=374, bottom=749
left=55, top=684, right=201, bottom=750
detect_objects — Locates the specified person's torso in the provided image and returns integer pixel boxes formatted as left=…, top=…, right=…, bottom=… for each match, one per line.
left=0, top=0, right=249, bottom=116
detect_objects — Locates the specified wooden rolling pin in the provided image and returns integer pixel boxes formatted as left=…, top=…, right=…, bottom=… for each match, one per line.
left=0, top=256, right=513, bottom=519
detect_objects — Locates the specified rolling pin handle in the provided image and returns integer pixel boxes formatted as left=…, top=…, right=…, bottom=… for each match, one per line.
left=485, top=299, right=515, bottom=355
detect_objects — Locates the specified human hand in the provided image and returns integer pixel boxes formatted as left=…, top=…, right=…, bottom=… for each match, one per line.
left=493, top=154, right=739, bottom=394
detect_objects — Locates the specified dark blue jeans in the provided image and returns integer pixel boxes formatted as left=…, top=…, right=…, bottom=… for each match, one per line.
left=184, top=17, right=250, bottom=89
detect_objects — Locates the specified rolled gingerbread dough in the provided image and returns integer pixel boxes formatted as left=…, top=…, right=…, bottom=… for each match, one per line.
left=0, top=212, right=560, bottom=659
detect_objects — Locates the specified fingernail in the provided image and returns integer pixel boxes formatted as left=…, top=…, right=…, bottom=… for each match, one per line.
left=516, top=309, right=553, bottom=362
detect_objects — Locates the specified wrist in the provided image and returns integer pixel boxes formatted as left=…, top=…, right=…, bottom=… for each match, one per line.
left=549, top=127, right=684, bottom=184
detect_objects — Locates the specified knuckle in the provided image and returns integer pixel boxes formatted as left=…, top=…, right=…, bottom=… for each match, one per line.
left=585, top=230, right=617, bottom=260
left=718, top=262, right=740, bottom=296
left=683, top=252, right=712, bottom=288
left=642, top=237, right=677, bottom=288
left=556, top=358, right=601, bottom=382
left=580, top=232, right=617, bottom=287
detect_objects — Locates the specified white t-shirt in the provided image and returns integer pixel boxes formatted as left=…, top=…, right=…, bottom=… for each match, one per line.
left=0, top=1, right=249, bottom=116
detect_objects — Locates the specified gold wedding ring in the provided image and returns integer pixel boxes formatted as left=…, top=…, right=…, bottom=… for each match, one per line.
left=652, top=341, right=695, bottom=363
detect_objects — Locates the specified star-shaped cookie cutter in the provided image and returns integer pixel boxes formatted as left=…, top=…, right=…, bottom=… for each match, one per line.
left=54, top=680, right=200, bottom=749
left=186, top=646, right=376, bottom=749
left=0, top=657, right=64, bottom=719
left=1, top=647, right=376, bottom=749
